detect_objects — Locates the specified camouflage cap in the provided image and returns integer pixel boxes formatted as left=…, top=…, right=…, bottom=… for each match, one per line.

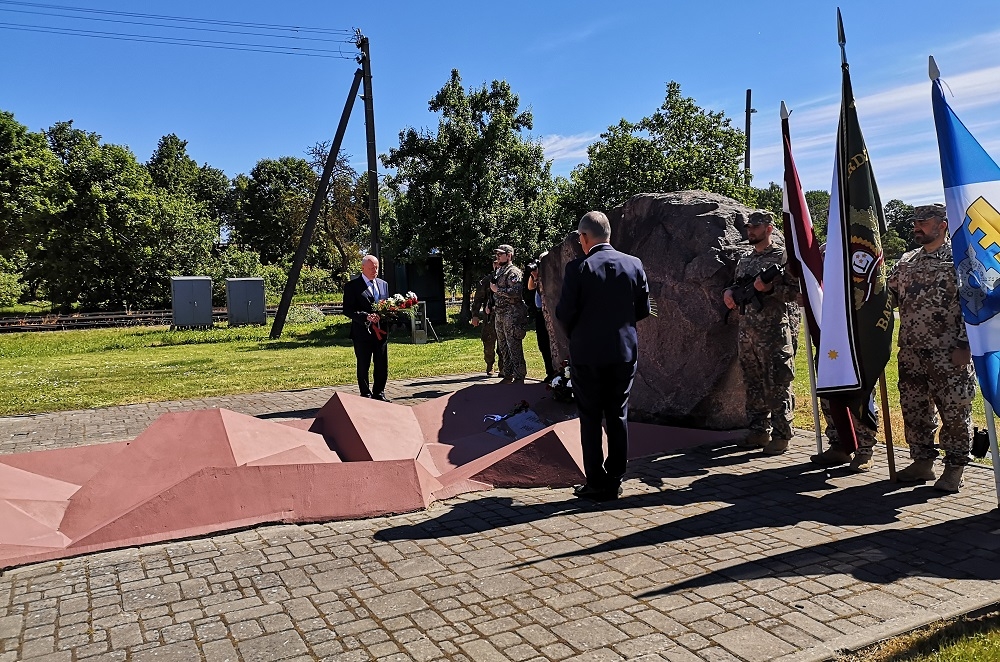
left=747, top=210, right=774, bottom=226
left=495, top=244, right=514, bottom=254
left=909, top=204, right=947, bottom=222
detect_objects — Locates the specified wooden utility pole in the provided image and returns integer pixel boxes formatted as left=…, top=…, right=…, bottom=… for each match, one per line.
left=356, top=31, right=381, bottom=263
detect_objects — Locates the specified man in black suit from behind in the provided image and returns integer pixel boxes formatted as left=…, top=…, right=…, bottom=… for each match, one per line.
left=556, top=211, right=651, bottom=501
left=342, top=254, right=391, bottom=401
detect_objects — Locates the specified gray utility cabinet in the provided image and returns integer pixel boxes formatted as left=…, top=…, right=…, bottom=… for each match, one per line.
left=171, top=276, right=214, bottom=328
left=225, top=278, right=266, bottom=326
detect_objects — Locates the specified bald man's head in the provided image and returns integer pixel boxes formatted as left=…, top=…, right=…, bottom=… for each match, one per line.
left=578, top=211, right=611, bottom=243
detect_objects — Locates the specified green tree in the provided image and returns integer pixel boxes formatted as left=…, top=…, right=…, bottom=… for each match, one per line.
left=383, top=69, right=557, bottom=320
left=29, top=122, right=216, bottom=311
left=229, top=156, right=319, bottom=265
left=805, top=190, right=831, bottom=242
left=556, top=81, right=752, bottom=223
left=0, top=111, right=59, bottom=264
left=754, top=182, right=783, bottom=221
left=884, top=199, right=916, bottom=252
left=146, top=134, right=199, bottom=193
left=147, top=134, right=231, bottom=242
left=305, top=142, right=367, bottom=281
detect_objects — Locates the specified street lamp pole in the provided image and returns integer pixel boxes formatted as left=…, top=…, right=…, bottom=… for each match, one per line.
left=744, top=88, right=756, bottom=188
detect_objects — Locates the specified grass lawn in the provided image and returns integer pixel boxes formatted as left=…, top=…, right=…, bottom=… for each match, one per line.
left=0, top=315, right=546, bottom=415
left=840, top=609, right=1000, bottom=661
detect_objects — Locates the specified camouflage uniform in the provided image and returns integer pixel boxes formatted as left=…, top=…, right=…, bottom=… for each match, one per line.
left=494, top=262, right=528, bottom=380
left=733, top=245, right=799, bottom=442
left=888, top=242, right=975, bottom=467
left=787, top=302, right=801, bottom=357
left=471, top=271, right=501, bottom=374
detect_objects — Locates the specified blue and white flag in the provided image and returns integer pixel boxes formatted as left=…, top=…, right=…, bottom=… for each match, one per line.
left=931, top=64, right=1000, bottom=410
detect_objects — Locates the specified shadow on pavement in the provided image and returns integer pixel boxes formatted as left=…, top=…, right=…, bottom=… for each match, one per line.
left=375, top=440, right=1000, bottom=593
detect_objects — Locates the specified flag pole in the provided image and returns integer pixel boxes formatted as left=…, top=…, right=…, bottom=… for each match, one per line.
left=878, top=372, right=896, bottom=480
left=781, top=99, right=823, bottom=454
left=802, top=301, right=823, bottom=454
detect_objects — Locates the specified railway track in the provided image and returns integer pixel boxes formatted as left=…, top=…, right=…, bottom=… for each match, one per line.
left=0, top=304, right=344, bottom=333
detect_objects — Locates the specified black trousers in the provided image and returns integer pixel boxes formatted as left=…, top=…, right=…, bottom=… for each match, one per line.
left=534, top=307, right=555, bottom=377
left=570, top=362, right=636, bottom=489
left=353, top=335, right=388, bottom=396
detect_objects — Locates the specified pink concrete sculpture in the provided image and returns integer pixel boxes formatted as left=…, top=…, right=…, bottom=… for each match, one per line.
left=0, top=383, right=739, bottom=568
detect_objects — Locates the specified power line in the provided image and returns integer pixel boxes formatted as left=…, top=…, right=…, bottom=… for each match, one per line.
left=0, top=22, right=355, bottom=59
left=0, top=7, right=355, bottom=43
left=0, top=0, right=359, bottom=59
left=0, top=0, right=353, bottom=35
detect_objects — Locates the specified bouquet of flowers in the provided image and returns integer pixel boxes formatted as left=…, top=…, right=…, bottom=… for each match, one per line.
left=548, top=360, right=574, bottom=403
left=369, top=291, right=419, bottom=339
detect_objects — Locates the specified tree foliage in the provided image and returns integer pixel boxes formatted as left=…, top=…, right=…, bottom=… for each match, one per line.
left=0, top=111, right=59, bottom=262
left=25, top=122, right=217, bottom=311
left=305, top=142, right=367, bottom=280
left=556, top=81, right=752, bottom=224
left=229, top=156, right=318, bottom=265
left=383, top=69, right=557, bottom=319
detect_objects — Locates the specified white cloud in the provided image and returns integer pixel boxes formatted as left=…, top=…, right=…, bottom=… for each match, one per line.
left=540, top=132, right=599, bottom=163
left=751, top=44, right=1000, bottom=202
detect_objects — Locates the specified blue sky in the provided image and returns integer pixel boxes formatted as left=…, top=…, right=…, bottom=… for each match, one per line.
left=3, top=0, right=999, bottom=205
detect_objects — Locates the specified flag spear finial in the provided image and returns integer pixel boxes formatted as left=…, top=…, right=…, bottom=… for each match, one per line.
left=780, top=100, right=790, bottom=120
left=929, top=55, right=940, bottom=80
left=837, top=8, right=847, bottom=66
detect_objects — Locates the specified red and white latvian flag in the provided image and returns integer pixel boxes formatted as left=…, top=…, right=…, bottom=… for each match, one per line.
left=780, top=101, right=823, bottom=340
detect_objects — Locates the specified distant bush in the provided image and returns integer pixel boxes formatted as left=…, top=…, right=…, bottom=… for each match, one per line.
left=284, top=305, right=326, bottom=324
left=296, top=265, right=335, bottom=295
left=0, top=272, right=24, bottom=307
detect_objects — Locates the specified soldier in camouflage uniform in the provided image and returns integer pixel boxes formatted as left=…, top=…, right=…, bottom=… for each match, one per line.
left=471, top=259, right=503, bottom=376
left=724, top=211, right=800, bottom=455
left=888, top=204, right=975, bottom=493
left=491, top=244, right=528, bottom=383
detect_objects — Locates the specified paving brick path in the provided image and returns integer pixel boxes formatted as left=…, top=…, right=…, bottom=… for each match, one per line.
left=2, top=374, right=1000, bottom=662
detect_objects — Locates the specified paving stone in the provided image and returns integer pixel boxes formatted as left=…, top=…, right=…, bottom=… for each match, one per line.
left=236, top=631, right=308, bottom=662
left=552, top=616, right=628, bottom=650
left=129, top=641, right=201, bottom=661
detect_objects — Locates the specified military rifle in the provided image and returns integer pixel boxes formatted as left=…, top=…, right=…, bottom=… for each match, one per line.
left=726, top=263, right=783, bottom=320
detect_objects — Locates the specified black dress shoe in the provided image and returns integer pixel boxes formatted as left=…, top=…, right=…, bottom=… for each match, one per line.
left=372, top=393, right=391, bottom=402
left=572, top=484, right=622, bottom=501
left=360, top=393, right=372, bottom=398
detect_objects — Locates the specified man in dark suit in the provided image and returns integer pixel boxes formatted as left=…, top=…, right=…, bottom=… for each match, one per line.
left=556, top=211, right=650, bottom=501
left=342, top=254, right=391, bottom=401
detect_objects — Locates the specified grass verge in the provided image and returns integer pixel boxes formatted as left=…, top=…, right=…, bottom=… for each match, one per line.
left=839, top=609, right=1000, bottom=661
left=0, top=315, right=545, bottom=415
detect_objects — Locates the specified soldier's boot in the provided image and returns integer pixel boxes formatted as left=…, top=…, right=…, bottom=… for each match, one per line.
left=763, top=437, right=789, bottom=455
left=848, top=450, right=875, bottom=473
left=810, top=446, right=852, bottom=467
left=895, top=459, right=936, bottom=483
left=739, top=430, right=770, bottom=449
left=933, top=465, right=965, bottom=493
left=498, top=376, right=513, bottom=384
left=486, top=363, right=494, bottom=376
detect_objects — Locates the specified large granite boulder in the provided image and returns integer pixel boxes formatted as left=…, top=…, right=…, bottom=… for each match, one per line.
left=538, top=232, right=585, bottom=370
left=543, top=191, right=765, bottom=429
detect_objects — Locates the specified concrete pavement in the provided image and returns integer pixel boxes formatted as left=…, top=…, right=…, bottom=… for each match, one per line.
left=2, top=373, right=999, bottom=662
